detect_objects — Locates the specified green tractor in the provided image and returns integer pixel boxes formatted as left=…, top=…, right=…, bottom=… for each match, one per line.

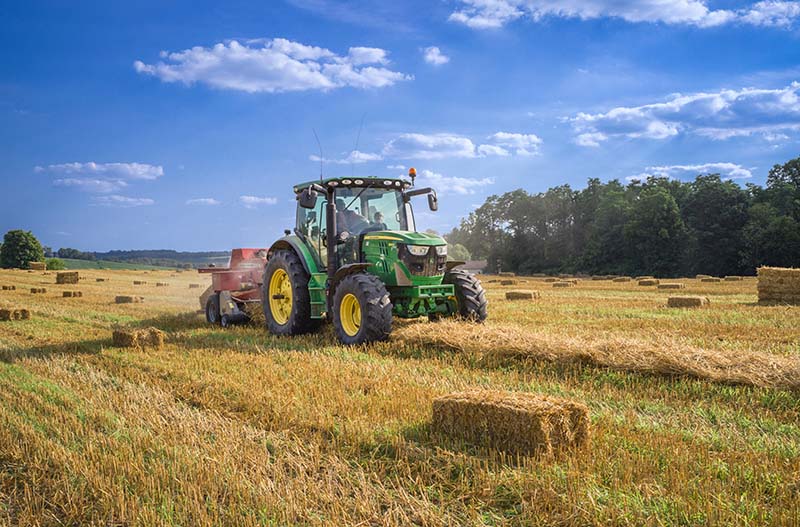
left=262, top=168, right=488, bottom=344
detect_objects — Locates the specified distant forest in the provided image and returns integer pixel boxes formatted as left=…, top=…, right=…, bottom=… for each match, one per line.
left=446, top=155, right=800, bottom=277
left=44, top=248, right=230, bottom=269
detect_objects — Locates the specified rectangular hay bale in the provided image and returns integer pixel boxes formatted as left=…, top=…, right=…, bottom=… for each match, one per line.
left=115, top=295, right=144, bottom=304
left=28, top=262, right=46, bottom=271
left=56, top=272, right=79, bottom=284
left=701, top=277, right=721, bottom=283
left=638, top=279, right=660, bottom=286
left=757, top=266, right=800, bottom=305
left=500, top=279, right=518, bottom=286
left=30, top=288, right=47, bottom=294
left=156, top=282, right=169, bottom=287
left=112, top=327, right=165, bottom=350
left=432, top=390, right=589, bottom=456
left=553, top=282, right=573, bottom=288
left=658, top=283, right=685, bottom=290
left=62, top=291, right=83, bottom=298
left=667, top=296, right=710, bottom=308
left=612, top=277, right=632, bottom=282
left=505, top=290, right=540, bottom=300
left=724, top=276, right=744, bottom=281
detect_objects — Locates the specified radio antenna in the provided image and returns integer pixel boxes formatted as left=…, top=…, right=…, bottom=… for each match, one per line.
left=351, top=112, right=366, bottom=178
left=312, top=128, right=324, bottom=183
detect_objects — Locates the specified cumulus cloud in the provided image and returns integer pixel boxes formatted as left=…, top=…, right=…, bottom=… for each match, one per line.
left=448, top=0, right=800, bottom=29
left=37, top=162, right=164, bottom=194
left=383, top=131, right=542, bottom=159
left=387, top=164, right=406, bottom=170
left=186, top=198, right=221, bottom=205
left=631, top=162, right=754, bottom=181
left=310, top=150, right=383, bottom=164
left=417, top=169, right=495, bottom=195
left=570, top=82, right=800, bottom=145
left=423, top=46, right=450, bottom=65
left=134, top=38, right=411, bottom=93
left=240, top=195, right=278, bottom=208
left=92, top=195, right=154, bottom=207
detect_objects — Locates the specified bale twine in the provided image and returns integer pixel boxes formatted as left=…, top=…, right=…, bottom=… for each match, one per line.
left=638, top=279, right=660, bottom=286
left=667, top=296, right=710, bottom=308
left=701, top=277, right=721, bottom=283
left=56, top=272, right=79, bottom=284
left=30, top=288, right=47, bottom=294
left=612, top=277, right=632, bottom=283
left=115, top=295, right=144, bottom=304
left=500, top=279, right=518, bottom=286
left=62, top=291, right=83, bottom=298
left=658, top=283, right=685, bottom=290
left=432, top=390, right=590, bottom=456
left=112, top=327, right=165, bottom=350
left=505, top=290, right=540, bottom=300
left=553, top=282, right=573, bottom=288
left=724, top=276, right=744, bottom=281
left=757, top=266, right=800, bottom=305
left=28, top=262, right=46, bottom=271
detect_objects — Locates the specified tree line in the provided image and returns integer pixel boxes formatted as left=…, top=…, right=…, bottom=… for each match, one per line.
left=446, top=155, right=800, bottom=277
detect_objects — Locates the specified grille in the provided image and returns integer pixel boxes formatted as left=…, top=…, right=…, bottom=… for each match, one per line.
left=399, top=245, right=446, bottom=277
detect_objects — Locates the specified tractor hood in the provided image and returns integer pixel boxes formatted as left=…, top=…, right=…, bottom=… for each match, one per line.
left=363, top=231, right=446, bottom=246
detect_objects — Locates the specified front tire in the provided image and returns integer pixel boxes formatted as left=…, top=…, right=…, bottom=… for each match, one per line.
left=262, top=250, right=319, bottom=336
left=444, top=269, right=488, bottom=322
left=332, top=273, right=393, bottom=345
left=205, top=293, right=220, bottom=325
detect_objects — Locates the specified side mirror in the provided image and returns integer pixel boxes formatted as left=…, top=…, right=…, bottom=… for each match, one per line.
left=298, top=187, right=318, bottom=209
left=428, top=192, right=438, bottom=212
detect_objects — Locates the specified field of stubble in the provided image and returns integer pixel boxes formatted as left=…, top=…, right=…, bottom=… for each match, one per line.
left=0, top=268, right=798, bottom=526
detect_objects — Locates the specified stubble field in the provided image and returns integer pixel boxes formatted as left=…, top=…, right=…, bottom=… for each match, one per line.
left=0, top=268, right=798, bottom=526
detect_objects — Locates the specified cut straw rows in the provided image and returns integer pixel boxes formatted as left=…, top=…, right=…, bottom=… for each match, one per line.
left=396, top=321, right=800, bottom=392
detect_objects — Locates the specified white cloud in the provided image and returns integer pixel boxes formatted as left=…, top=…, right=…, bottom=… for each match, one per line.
left=417, top=169, right=495, bottom=195
left=92, top=195, right=154, bottom=207
left=423, top=46, right=450, bottom=66
left=134, top=38, right=411, bottom=93
left=310, top=150, right=383, bottom=164
left=383, top=131, right=542, bottom=159
left=36, top=162, right=163, bottom=180
left=631, top=162, right=754, bottom=181
left=387, top=164, right=406, bottom=170
left=449, top=0, right=800, bottom=29
left=240, top=195, right=278, bottom=208
left=54, top=178, right=127, bottom=193
left=186, top=198, right=221, bottom=205
left=570, top=82, right=800, bottom=145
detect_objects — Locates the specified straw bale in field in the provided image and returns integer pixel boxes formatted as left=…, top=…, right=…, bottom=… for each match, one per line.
left=500, top=279, right=518, bottom=286
left=531, top=273, right=546, bottom=277
left=696, top=274, right=712, bottom=279
left=62, top=291, right=83, bottom=298
left=544, top=277, right=558, bottom=283
left=724, top=276, right=744, bottom=281
left=0, top=308, right=31, bottom=321
left=667, top=296, right=710, bottom=308
left=0, top=309, right=12, bottom=321
left=30, top=288, right=47, bottom=294
left=156, top=282, right=169, bottom=287
left=56, top=272, right=79, bottom=284
left=133, top=280, right=147, bottom=285
left=28, top=262, right=46, bottom=271
left=499, top=272, right=515, bottom=277
left=757, top=266, right=800, bottom=305
left=613, top=277, right=632, bottom=283
left=638, top=279, right=659, bottom=286
left=553, top=282, right=573, bottom=288
left=432, top=390, right=589, bottom=456
left=658, top=283, right=685, bottom=290
left=115, top=295, right=144, bottom=304
left=635, top=276, right=654, bottom=280
left=189, top=283, right=201, bottom=289
left=112, top=327, right=165, bottom=350
left=96, top=278, right=107, bottom=282
left=17, top=309, right=30, bottom=320
left=1, top=285, right=16, bottom=291
left=701, top=277, right=721, bottom=283
left=505, top=290, right=540, bottom=300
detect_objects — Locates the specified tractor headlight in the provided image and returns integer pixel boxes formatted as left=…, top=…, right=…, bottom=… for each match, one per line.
left=435, top=245, right=447, bottom=256
left=406, top=245, right=429, bottom=256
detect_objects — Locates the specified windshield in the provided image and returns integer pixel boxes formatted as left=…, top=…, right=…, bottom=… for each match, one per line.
left=334, top=187, right=409, bottom=235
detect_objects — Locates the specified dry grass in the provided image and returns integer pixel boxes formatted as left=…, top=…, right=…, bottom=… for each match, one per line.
left=0, top=268, right=797, bottom=526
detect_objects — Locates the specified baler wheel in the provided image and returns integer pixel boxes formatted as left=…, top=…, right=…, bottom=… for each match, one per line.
left=205, top=293, right=221, bottom=325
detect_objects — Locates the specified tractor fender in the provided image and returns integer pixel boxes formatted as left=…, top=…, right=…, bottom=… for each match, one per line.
left=445, top=261, right=466, bottom=272
left=331, top=263, right=371, bottom=291
left=268, top=236, right=320, bottom=276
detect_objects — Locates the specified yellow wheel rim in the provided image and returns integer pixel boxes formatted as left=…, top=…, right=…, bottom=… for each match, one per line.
left=339, top=293, right=361, bottom=337
left=268, top=268, right=293, bottom=325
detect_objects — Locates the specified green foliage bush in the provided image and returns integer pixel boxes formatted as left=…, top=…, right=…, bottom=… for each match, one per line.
left=45, top=258, right=66, bottom=270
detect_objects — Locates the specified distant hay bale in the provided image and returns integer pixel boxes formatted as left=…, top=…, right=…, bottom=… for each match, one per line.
left=696, top=274, right=712, bottom=279
left=667, top=296, right=710, bottom=308
left=499, top=272, right=515, bottom=277
left=486, top=279, right=501, bottom=283
left=112, top=327, right=165, bottom=350
left=724, top=276, right=744, bottom=281
left=0, top=309, right=12, bottom=321
left=613, top=277, right=632, bottom=283
left=30, top=288, right=47, bottom=294
left=62, top=291, right=83, bottom=298
left=1, top=285, right=16, bottom=291
left=757, top=266, right=800, bottom=305
left=0, top=308, right=31, bottom=321
left=531, top=273, right=546, bottom=277
left=156, top=282, right=169, bottom=287
left=17, top=309, right=30, bottom=320
left=189, top=283, right=201, bottom=289
left=500, top=279, right=518, bottom=286
left=96, top=278, right=107, bottom=282
left=658, top=283, right=685, bottom=290
left=115, top=295, right=144, bottom=304
left=553, top=282, right=573, bottom=288
left=133, top=280, right=147, bottom=285
left=432, top=390, right=590, bottom=456
left=638, top=279, right=660, bottom=286
left=635, top=276, right=654, bottom=280
left=56, top=272, right=79, bottom=284
left=505, top=290, right=540, bottom=300
left=701, top=277, right=721, bottom=283
left=28, top=262, right=46, bottom=271
left=544, top=277, right=559, bottom=283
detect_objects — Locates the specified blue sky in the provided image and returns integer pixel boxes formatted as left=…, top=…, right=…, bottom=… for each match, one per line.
left=2, top=0, right=799, bottom=251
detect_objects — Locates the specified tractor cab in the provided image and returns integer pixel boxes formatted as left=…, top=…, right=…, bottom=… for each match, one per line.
left=258, top=169, right=488, bottom=344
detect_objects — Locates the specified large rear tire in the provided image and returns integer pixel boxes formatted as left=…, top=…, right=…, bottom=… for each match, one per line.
left=262, top=250, right=320, bottom=336
left=205, top=293, right=220, bottom=325
left=444, top=269, right=488, bottom=322
left=332, top=273, right=392, bottom=345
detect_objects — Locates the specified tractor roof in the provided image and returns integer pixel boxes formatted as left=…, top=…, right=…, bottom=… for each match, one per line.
left=293, top=176, right=412, bottom=193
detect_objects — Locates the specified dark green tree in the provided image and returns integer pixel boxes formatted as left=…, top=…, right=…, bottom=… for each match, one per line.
left=0, top=230, right=45, bottom=269
left=624, top=184, right=688, bottom=276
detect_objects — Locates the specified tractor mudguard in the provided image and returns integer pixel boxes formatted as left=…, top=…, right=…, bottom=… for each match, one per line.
left=332, top=263, right=371, bottom=289
left=268, top=235, right=320, bottom=275
left=445, top=261, right=466, bottom=271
